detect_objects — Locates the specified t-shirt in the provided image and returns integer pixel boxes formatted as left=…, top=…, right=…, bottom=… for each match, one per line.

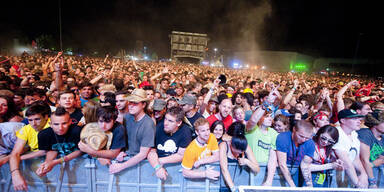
left=181, top=133, right=219, bottom=170
left=357, top=128, right=384, bottom=162
left=245, top=126, right=278, bottom=163
left=38, top=125, right=81, bottom=156
left=206, top=114, right=233, bottom=131
left=124, top=114, right=155, bottom=155
left=0, top=122, right=25, bottom=155
left=333, top=126, right=360, bottom=161
left=155, top=122, right=192, bottom=158
left=70, top=108, right=84, bottom=125
left=187, top=112, right=204, bottom=129
left=109, top=122, right=127, bottom=150
left=15, top=119, right=51, bottom=152
left=276, top=131, right=315, bottom=166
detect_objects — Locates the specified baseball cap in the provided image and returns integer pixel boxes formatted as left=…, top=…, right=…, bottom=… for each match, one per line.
left=178, top=94, right=197, bottom=105
left=338, top=109, right=364, bottom=119
left=153, top=99, right=166, bottom=111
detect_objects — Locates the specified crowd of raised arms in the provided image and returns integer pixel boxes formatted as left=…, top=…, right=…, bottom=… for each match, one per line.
left=0, top=51, right=384, bottom=192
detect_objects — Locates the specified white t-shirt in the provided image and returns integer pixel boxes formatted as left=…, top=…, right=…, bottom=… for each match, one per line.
left=332, top=125, right=360, bottom=161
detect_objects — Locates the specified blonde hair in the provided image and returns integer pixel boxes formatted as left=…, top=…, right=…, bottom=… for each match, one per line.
left=83, top=100, right=100, bottom=124
left=194, top=117, right=209, bottom=130
left=99, top=84, right=116, bottom=93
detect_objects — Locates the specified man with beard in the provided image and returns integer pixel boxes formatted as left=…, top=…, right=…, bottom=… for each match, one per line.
left=152, top=99, right=167, bottom=124
left=179, top=94, right=203, bottom=130
left=207, top=98, right=233, bottom=131
left=147, top=106, right=192, bottom=180
left=115, top=90, right=129, bottom=124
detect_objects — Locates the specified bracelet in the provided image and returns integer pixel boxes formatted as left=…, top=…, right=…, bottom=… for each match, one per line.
left=11, top=168, right=20, bottom=174
left=60, top=157, right=65, bottom=164
left=371, top=162, right=375, bottom=168
left=154, top=164, right=162, bottom=171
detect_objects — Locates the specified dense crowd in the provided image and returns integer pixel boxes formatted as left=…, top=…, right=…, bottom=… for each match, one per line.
left=0, top=51, right=384, bottom=191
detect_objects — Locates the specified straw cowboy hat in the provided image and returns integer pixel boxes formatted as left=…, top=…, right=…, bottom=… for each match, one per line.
left=126, top=88, right=150, bottom=102
left=80, top=122, right=113, bottom=150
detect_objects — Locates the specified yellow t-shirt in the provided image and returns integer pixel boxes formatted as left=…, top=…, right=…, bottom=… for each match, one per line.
left=15, top=119, right=50, bottom=152
left=181, top=133, right=219, bottom=170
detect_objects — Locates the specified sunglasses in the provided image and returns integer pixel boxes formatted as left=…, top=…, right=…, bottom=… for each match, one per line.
left=320, top=135, right=336, bottom=145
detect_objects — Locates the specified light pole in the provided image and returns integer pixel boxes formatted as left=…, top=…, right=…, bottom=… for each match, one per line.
left=352, top=33, right=363, bottom=74
left=58, top=0, right=63, bottom=51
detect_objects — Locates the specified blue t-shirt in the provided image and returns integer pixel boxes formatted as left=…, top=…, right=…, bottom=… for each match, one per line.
left=276, top=131, right=315, bottom=166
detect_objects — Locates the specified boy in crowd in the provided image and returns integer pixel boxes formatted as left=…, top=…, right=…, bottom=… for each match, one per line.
left=334, top=109, right=368, bottom=188
left=9, top=102, right=51, bottom=191
left=182, top=117, right=220, bottom=180
left=78, top=106, right=126, bottom=165
left=35, top=107, right=82, bottom=177
left=147, top=106, right=192, bottom=180
left=57, top=90, right=83, bottom=125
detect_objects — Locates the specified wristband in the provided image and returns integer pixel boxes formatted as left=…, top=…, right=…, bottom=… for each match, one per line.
left=371, top=162, right=375, bottom=168
left=11, top=168, right=20, bottom=174
left=154, top=164, right=162, bottom=171
left=230, top=186, right=236, bottom=192
left=60, top=157, right=65, bottom=164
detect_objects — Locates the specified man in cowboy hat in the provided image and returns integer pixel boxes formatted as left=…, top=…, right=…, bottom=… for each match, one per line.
left=109, top=88, right=156, bottom=174
left=78, top=106, right=126, bottom=165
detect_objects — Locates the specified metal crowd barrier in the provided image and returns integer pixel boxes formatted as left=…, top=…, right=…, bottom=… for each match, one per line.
left=1, top=156, right=384, bottom=192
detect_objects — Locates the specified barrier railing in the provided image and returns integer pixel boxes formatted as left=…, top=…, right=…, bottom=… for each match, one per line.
left=1, top=156, right=383, bottom=192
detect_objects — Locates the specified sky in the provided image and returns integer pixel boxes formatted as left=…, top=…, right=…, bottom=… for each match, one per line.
left=1, top=0, right=383, bottom=59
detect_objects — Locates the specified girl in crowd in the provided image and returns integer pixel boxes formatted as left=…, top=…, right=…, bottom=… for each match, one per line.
left=232, top=105, right=246, bottom=124
left=310, top=125, right=344, bottom=187
left=220, top=122, right=259, bottom=192
left=312, top=111, right=330, bottom=134
left=79, top=100, right=100, bottom=126
left=273, top=114, right=289, bottom=133
left=210, top=120, right=225, bottom=144
left=0, top=95, right=23, bottom=123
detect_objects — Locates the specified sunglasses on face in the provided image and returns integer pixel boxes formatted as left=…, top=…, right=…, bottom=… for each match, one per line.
left=320, top=135, right=336, bottom=145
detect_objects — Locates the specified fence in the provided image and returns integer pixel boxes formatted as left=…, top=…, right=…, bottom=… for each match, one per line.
left=1, top=156, right=384, bottom=192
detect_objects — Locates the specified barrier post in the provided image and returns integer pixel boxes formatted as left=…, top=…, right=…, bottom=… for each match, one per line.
left=156, top=179, right=162, bottom=192
left=84, top=158, right=95, bottom=192
left=107, top=160, right=116, bottom=192
left=205, top=165, right=210, bottom=192
left=54, top=161, right=66, bottom=192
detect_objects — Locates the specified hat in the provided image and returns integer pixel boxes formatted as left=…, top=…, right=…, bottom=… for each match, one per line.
left=209, top=96, right=219, bottom=103
left=166, top=88, right=177, bottom=96
left=243, top=88, right=254, bottom=94
left=126, top=88, right=149, bottom=102
left=338, top=109, right=364, bottom=120
left=365, top=111, right=384, bottom=128
left=80, top=123, right=113, bottom=150
left=178, top=94, right=197, bottom=105
left=153, top=99, right=166, bottom=111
